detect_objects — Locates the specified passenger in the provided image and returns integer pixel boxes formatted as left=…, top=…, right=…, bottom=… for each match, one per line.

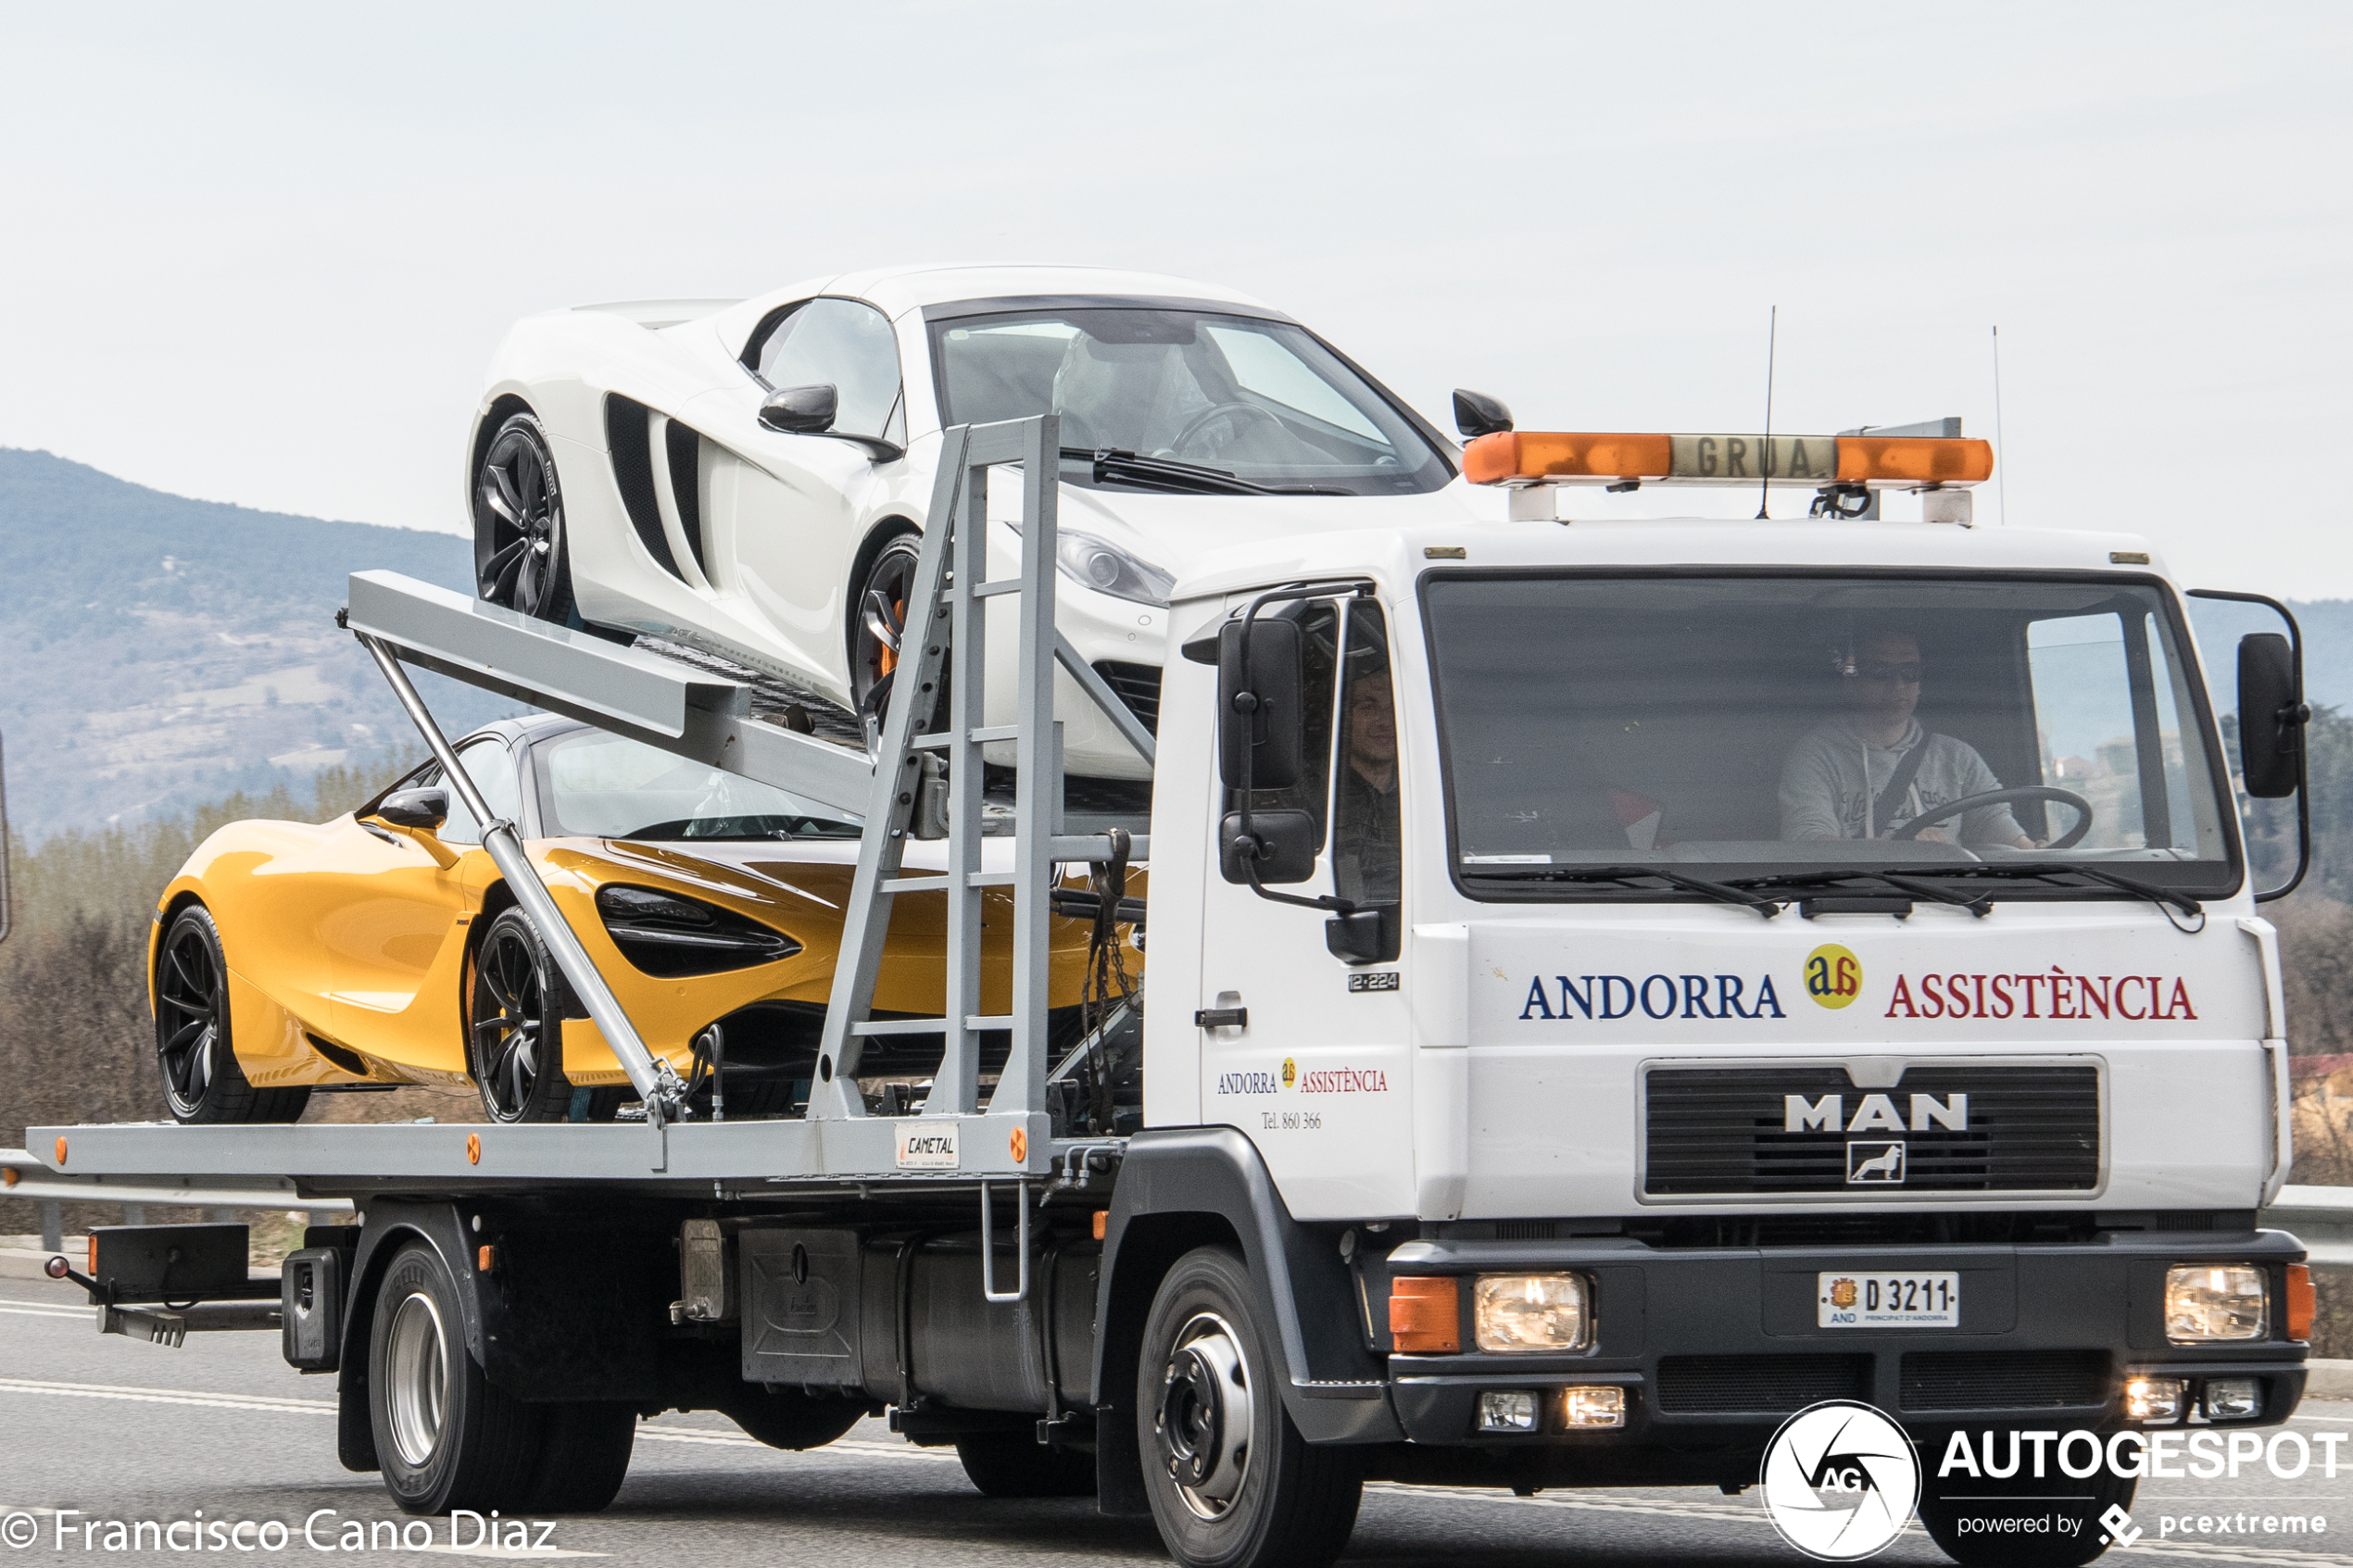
left=1332, top=665, right=1401, bottom=905
left=1779, top=628, right=2041, bottom=848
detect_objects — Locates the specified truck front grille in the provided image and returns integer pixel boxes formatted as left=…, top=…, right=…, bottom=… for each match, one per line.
left=1655, top=1354, right=1870, bottom=1412
left=1643, top=1064, right=2099, bottom=1197
left=1901, top=1350, right=2111, bottom=1411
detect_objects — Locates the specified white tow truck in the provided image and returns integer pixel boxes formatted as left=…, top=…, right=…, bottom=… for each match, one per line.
left=29, top=412, right=2318, bottom=1568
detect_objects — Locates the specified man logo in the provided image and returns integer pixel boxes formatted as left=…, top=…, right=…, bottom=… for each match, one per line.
left=1281, top=1057, right=1297, bottom=1089
left=1847, top=1142, right=1906, bottom=1185
left=1758, top=1400, right=1919, bottom=1561
left=1806, top=944, right=1863, bottom=1010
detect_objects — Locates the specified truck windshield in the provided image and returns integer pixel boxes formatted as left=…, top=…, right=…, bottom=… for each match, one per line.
left=927, top=307, right=1453, bottom=496
left=1423, top=573, right=2240, bottom=900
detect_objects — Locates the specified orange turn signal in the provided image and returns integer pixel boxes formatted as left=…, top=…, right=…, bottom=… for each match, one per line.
left=1837, top=435, right=1994, bottom=485
left=477, top=1244, right=497, bottom=1273
left=1092, top=1210, right=1109, bottom=1241
left=1390, top=1275, right=1463, bottom=1353
left=2287, top=1263, right=2315, bottom=1343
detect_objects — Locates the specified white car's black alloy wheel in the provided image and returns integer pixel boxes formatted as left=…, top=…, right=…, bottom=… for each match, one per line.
left=476, top=413, right=573, bottom=623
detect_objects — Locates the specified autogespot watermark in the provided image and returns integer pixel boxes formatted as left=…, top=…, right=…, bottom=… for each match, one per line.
left=1757, top=1405, right=2342, bottom=1561
left=0, top=1508, right=560, bottom=1553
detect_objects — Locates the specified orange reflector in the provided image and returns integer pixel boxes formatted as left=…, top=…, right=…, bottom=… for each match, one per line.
left=465, top=1134, right=481, bottom=1166
left=1010, top=1127, right=1028, bottom=1164
left=54, top=1137, right=67, bottom=1167
left=1092, top=1210, right=1109, bottom=1241
left=1464, top=432, right=1671, bottom=486
left=2287, top=1263, right=2315, bottom=1342
left=477, top=1244, right=497, bottom=1273
left=1837, top=435, right=1994, bottom=485
left=88, top=1236, right=98, bottom=1274
left=1389, top=1276, right=1462, bottom=1353
left=2, top=1166, right=17, bottom=1187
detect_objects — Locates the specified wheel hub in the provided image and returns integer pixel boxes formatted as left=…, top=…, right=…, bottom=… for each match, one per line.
left=384, top=1290, right=448, bottom=1468
left=1155, top=1312, right=1252, bottom=1519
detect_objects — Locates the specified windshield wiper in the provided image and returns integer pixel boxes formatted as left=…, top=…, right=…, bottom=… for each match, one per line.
left=1744, top=862, right=2204, bottom=921
left=1062, top=447, right=1348, bottom=497
left=1464, top=864, right=1782, bottom=920
left=1724, top=869, right=1991, bottom=918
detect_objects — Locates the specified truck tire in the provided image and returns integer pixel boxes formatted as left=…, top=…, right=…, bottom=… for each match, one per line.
left=1916, top=1463, right=2137, bottom=1567
left=368, top=1241, right=544, bottom=1515
left=1136, top=1247, right=1362, bottom=1568
left=522, top=1402, right=635, bottom=1513
left=954, top=1432, right=1096, bottom=1498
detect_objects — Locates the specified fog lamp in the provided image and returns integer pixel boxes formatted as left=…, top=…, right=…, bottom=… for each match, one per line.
left=2124, top=1375, right=2186, bottom=1424
left=1477, top=1390, right=1540, bottom=1433
left=2203, top=1378, right=2262, bottom=1421
left=2164, top=1264, right=2267, bottom=1343
left=1562, top=1386, right=1626, bottom=1428
left=1473, top=1272, right=1592, bottom=1353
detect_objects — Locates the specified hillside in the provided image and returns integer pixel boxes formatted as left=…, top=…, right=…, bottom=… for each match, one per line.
left=0, top=447, right=521, bottom=841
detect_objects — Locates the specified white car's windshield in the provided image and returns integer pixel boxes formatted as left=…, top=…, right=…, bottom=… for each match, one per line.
left=928, top=307, right=1453, bottom=496
left=538, top=729, right=862, bottom=842
left=1423, top=573, right=2241, bottom=902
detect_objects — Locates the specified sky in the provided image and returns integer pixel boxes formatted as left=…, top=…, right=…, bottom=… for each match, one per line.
left=1, top=3, right=2348, bottom=597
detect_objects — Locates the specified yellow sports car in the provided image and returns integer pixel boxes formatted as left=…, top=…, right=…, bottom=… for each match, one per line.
left=150, top=714, right=1138, bottom=1124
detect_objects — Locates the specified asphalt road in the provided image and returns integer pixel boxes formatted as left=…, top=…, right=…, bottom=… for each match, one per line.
left=2, top=1273, right=2349, bottom=1566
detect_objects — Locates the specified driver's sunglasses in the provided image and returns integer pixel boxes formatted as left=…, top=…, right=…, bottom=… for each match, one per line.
left=1856, top=661, right=1924, bottom=684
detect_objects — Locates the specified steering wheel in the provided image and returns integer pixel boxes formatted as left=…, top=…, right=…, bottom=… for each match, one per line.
left=1171, top=400, right=1284, bottom=458
left=1890, top=786, right=2094, bottom=849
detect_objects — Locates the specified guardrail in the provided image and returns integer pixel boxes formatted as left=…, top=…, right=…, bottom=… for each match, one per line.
left=2268, top=1184, right=2353, bottom=1267
left=1, top=1149, right=354, bottom=1250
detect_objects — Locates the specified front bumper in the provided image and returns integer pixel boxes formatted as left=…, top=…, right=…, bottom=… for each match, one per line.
left=1380, top=1226, right=2310, bottom=1449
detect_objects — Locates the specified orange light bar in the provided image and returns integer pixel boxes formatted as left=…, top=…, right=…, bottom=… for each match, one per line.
left=1389, top=1275, right=1463, bottom=1353
left=1466, top=431, right=1993, bottom=489
left=1463, top=432, right=1672, bottom=486
left=2287, top=1263, right=2314, bottom=1342
left=1836, top=435, right=1994, bottom=486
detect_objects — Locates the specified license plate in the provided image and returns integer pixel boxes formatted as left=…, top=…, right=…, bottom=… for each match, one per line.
left=1818, top=1272, right=1958, bottom=1328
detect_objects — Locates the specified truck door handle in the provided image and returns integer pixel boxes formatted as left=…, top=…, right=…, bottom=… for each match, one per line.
left=1194, top=1007, right=1248, bottom=1029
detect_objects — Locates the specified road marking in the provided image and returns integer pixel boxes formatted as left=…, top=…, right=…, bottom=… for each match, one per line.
left=0, top=1376, right=334, bottom=1416
left=635, top=1426, right=955, bottom=1462
left=0, top=1306, right=90, bottom=1320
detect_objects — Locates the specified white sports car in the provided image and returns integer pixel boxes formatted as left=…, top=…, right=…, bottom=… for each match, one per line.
left=467, top=266, right=1486, bottom=779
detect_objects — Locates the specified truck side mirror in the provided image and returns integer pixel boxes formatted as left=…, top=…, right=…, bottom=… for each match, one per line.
left=2236, top=633, right=2306, bottom=799
left=374, top=785, right=451, bottom=832
left=759, top=384, right=838, bottom=434
left=1452, top=389, right=1515, bottom=439
left=1216, top=618, right=1304, bottom=791
left=1219, top=809, right=1318, bottom=885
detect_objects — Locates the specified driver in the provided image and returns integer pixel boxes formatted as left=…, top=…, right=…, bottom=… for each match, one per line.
left=1779, top=627, right=2041, bottom=848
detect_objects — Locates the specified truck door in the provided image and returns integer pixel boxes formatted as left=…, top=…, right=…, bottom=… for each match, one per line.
left=1197, top=595, right=1415, bottom=1218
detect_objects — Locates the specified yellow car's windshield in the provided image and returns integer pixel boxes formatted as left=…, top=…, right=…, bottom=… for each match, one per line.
left=538, top=729, right=862, bottom=842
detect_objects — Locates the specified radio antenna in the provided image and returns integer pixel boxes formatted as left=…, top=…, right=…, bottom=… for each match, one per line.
left=1992, top=325, right=2009, bottom=525
left=1756, top=305, right=1778, bottom=521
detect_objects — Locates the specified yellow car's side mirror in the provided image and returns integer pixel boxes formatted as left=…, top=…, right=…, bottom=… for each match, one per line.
left=368, top=784, right=460, bottom=868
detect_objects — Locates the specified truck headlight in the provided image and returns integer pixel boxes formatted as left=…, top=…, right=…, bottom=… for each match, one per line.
left=2164, top=1264, right=2267, bottom=1343
left=1473, top=1273, right=1591, bottom=1353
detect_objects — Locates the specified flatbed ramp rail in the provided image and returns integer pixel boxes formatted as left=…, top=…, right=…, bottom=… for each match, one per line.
left=37, top=413, right=1144, bottom=1197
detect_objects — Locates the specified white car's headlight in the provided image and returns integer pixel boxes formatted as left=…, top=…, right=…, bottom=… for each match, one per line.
left=1473, top=1273, right=1592, bottom=1353
left=2164, top=1264, right=2267, bottom=1343
left=1056, top=531, right=1174, bottom=607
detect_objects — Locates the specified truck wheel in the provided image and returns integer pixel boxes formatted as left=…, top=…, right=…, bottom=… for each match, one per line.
left=154, top=905, right=311, bottom=1125
left=369, top=1240, right=544, bottom=1515
left=522, top=1402, right=635, bottom=1512
left=1916, top=1463, right=2137, bottom=1567
left=1136, top=1247, right=1362, bottom=1568
left=954, top=1432, right=1097, bottom=1498
left=467, top=909, right=582, bottom=1123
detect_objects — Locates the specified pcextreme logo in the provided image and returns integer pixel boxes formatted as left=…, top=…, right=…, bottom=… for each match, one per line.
left=1806, top=945, right=1863, bottom=1010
